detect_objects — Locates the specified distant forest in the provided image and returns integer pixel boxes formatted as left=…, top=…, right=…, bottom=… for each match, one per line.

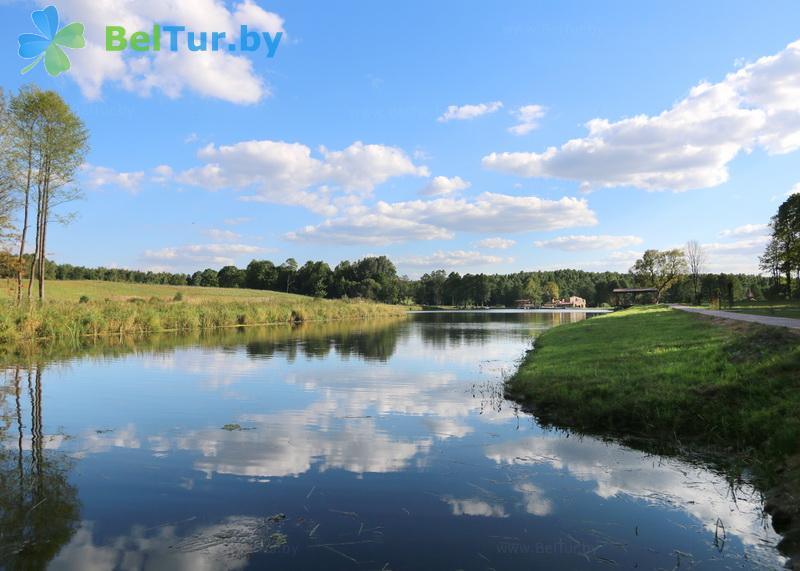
left=9, top=254, right=776, bottom=308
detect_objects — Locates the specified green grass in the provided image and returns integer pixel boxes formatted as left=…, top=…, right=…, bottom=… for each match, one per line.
left=724, top=300, right=800, bottom=320
left=507, top=306, right=800, bottom=472
left=0, top=279, right=346, bottom=304
left=0, top=279, right=410, bottom=345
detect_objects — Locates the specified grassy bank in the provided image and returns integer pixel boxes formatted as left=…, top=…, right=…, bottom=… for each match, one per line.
left=0, top=280, right=410, bottom=345
left=726, top=300, right=800, bottom=319
left=506, top=306, right=800, bottom=471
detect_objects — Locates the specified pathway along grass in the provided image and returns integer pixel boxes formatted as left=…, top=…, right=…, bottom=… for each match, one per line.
left=0, top=295, right=409, bottom=345
left=507, top=306, right=800, bottom=472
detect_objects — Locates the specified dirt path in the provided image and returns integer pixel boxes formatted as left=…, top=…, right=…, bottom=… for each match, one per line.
left=672, top=305, right=800, bottom=330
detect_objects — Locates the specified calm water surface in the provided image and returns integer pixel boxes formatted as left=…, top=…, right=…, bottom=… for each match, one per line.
left=0, top=311, right=785, bottom=569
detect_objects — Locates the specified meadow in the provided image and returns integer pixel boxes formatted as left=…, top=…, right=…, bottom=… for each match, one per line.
left=0, top=279, right=411, bottom=345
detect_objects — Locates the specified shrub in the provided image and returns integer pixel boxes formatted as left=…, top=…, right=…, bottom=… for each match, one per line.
left=173, top=292, right=184, bottom=302
left=79, top=295, right=90, bottom=304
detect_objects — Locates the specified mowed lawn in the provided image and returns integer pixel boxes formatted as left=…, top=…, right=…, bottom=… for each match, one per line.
left=0, top=279, right=321, bottom=304
left=726, top=301, right=800, bottom=320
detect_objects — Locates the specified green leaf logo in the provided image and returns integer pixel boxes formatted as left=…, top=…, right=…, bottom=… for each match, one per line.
left=18, top=5, right=85, bottom=76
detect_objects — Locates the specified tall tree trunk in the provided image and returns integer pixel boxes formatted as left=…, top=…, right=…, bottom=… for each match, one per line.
left=38, top=186, right=48, bottom=301
left=27, top=181, right=43, bottom=301
left=35, top=161, right=50, bottom=302
left=16, top=140, right=34, bottom=304
left=14, top=367, right=24, bottom=499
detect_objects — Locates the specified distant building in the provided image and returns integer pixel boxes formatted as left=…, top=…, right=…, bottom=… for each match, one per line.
left=555, top=296, right=586, bottom=309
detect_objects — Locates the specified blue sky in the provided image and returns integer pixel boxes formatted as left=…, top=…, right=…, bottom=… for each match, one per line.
left=3, top=0, right=800, bottom=276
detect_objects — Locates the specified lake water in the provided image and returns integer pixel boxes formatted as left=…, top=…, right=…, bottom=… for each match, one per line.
left=0, top=311, right=785, bottom=569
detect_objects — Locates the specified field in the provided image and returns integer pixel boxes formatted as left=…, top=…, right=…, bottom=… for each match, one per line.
left=0, top=279, right=411, bottom=345
left=0, top=279, right=337, bottom=304
left=506, top=306, right=800, bottom=473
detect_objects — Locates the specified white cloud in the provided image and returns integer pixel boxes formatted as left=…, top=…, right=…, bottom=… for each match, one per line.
left=508, top=104, right=546, bottom=135
left=398, top=250, right=512, bottom=269
left=559, top=249, right=644, bottom=272
left=151, top=165, right=174, bottom=184
left=438, top=101, right=503, bottom=122
left=203, top=228, right=242, bottom=242
left=534, top=234, right=643, bottom=251
left=483, top=39, right=800, bottom=191
left=82, top=164, right=144, bottom=193
left=789, top=183, right=800, bottom=196
left=286, top=215, right=453, bottom=246
left=287, top=193, right=597, bottom=245
left=719, top=223, right=769, bottom=237
left=48, top=0, right=284, bottom=104
left=420, top=176, right=471, bottom=196
left=476, top=237, right=516, bottom=249
left=701, top=236, right=770, bottom=273
left=320, top=141, right=430, bottom=191
left=177, top=139, right=428, bottom=216
left=142, top=243, right=265, bottom=269
left=702, top=236, right=769, bottom=254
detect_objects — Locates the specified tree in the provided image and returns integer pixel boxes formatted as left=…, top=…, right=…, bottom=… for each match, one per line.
left=685, top=240, right=707, bottom=304
left=245, top=259, right=277, bottom=290
left=443, top=272, right=462, bottom=306
left=631, top=249, right=688, bottom=302
left=419, top=270, right=447, bottom=305
left=277, top=258, right=298, bottom=293
left=767, top=194, right=800, bottom=298
left=543, top=281, right=559, bottom=303
left=7, top=88, right=88, bottom=301
left=218, top=265, right=245, bottom=288
left=198, top=268, right=219, bottom=287
left=523, top=275, right=541, bottom=303
left=295, top=260, right=332, bottom=298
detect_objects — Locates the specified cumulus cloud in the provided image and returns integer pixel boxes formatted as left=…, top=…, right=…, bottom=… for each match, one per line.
left=176, top=139, right=428, bottom=216
left=789, top=183, right=800, bottom=196
left=438, top=101, right=503, bottom=122
left=534, top=234, right=643, bottom=251
left=142, top=243, right=265, bottom=270
left=702, top=236, right=769, bottom=254
left=476, top=237, right=516, bottom=249
left=286, top=216, right=453, bottom=246
left=701, top=236, right=770, bottom=273
left=82, top=164, right=145, bottom=193
left=287, top=193, right=597, bottom=245
left=151, top=165, right=174, bottom=184
left=420, top=176, right=471, bottom=197
left=48, top=0, right=284, bottom=103
left=508, top=104, right=546, bottom=135
left=719, top=223, right=769, bottom=238
left=397, top=250, right=512, bottom=269
left=483, top=39, right=800, bottom=191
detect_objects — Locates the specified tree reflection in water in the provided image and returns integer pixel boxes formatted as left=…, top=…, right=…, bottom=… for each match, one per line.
left=0, top=365, right=80, bottom=570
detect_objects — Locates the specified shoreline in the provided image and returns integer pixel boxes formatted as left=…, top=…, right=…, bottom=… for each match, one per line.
left=0, top=297, right=411, bottom=346
left=505, top=306, right=800, bottom=567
